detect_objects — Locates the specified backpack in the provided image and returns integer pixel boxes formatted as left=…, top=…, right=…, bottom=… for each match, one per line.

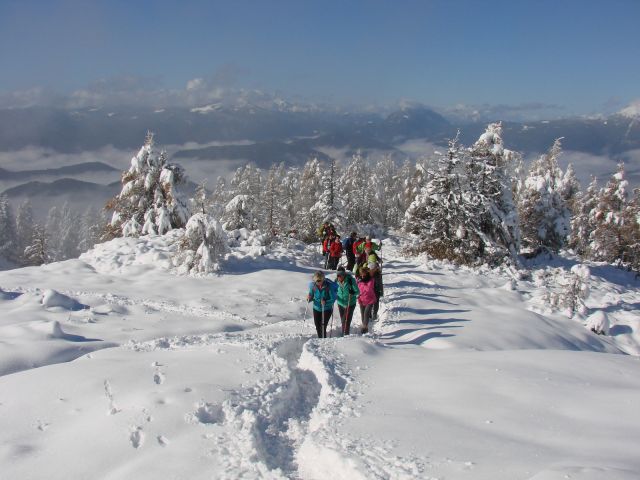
left=326, top=278, right=339, bottom=298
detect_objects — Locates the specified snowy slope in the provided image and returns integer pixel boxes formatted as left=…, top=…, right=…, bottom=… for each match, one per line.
left=0, top=233, right=639, bottom=479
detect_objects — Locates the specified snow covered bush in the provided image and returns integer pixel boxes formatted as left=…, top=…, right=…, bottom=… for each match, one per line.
left=174, top=213, right=229, bottom=274
left=533, top=265, right=590, bottom=318
left=227, top=228, right=266, bottom=248
left=105, top=132, right=189, bottom=239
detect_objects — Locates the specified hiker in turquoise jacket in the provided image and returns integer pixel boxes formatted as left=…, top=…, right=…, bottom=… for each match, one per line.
left=335, top=267, right=360, bottom=336
left=307, top=271, right=336, bottom=338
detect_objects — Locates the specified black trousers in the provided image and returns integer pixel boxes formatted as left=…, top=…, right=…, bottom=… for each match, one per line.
left=346, top=253, right=356, bottom=271
left=338, top=304, right=356, bottom=336
left=313, top=308, right=333, bottom=338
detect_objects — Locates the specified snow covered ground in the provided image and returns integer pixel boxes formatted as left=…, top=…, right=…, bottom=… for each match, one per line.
left=1, top=233, right=639, bottom=479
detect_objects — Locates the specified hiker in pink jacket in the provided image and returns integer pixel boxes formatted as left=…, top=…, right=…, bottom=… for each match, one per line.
left=356, top=266, right=376, bottom=334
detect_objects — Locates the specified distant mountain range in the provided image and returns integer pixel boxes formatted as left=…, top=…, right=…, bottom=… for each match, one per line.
left=0, top=162, right=118, bottom=181
left=1, top=104, right=638, bottom=159
left=0, top=104, right=638, bottom=217
left=2, top=178, right=121, bottom=198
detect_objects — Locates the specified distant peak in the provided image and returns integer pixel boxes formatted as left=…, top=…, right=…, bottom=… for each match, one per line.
left=618, top=100, right=640, bottom=118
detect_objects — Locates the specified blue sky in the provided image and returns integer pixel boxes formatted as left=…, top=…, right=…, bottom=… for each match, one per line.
left=0, top=0, right=638, bottom=117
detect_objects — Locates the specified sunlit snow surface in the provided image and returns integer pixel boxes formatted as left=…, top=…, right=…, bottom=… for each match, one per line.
left=1, top=233, right=639, bottom=479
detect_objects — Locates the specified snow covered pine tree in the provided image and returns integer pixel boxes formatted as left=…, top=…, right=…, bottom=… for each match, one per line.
left=105, top=132, right=189, bottom=239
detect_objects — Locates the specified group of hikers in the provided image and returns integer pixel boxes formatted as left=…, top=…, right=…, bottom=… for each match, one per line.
left=306, top=221, right=384, bottom=338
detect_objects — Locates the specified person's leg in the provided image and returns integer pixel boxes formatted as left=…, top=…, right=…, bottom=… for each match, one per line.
left=373, top=297, right=379, bottom=319
left=338, top=305, right=347, bottom=336
left=323, top=308, right=332, bottom=338
left=345, top=303, right=354, bottom=335
left=313, top=309, right=323, bottom=338
left=362, top=304, right=373, bottom=334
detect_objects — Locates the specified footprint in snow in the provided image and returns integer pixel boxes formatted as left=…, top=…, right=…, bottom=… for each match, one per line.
left=153, top=372, right=165, bottom=385
left=157, top=435, right=170, bottom=447
left=36, top=421, right=50, bottom=431
left=130, top=426, right=144, bottom=448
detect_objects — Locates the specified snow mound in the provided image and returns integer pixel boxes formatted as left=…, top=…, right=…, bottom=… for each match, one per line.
left=0, top=287, right=16, bottom=300
left=80, top=231, right=181, bottom=274
left=41, top=289, right=85, bottom=311
left=586, top=310, right=610, bottom=335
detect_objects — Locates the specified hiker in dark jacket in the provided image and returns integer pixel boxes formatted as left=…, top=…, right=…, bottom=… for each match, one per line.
left=369, top=261, right=383, bottom=319
left=335, top=266, right=360, bottom=336
left=307, top=271, right=336, bottom=338
left=342, top=232, right=358, bottom=271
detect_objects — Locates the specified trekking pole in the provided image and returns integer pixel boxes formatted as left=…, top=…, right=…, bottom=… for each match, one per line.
left=302, top=301, right=309, bottom=335
left=322, top=307, right=326, bottom=338
left=345, top=294, right=352, bottom=336
left=329, top=302, right=335, bottom=338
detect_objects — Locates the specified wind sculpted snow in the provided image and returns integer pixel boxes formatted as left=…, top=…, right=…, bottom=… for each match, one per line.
left=0, top=233, right=639, bottom=479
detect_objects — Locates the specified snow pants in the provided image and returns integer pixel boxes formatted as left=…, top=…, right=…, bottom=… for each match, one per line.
left=313, top=308, right=333, bottom=338
left=338, top=304, right=356, bottom=336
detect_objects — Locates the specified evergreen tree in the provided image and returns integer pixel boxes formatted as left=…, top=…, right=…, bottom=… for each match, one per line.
left=105, top=132, right=188, bottom=238
left=15, top=200, right=35, bottom=265
left=312, top=158, right=345, bottom=231
left=621, top=187, right=640, bottom=270
left=58, top=203, right=81, bottom=260
left=371, top=155, right=403, bottom=229
left=467, top=122, right=521, bottom=264
left=518, top=138, right=572, bottom=255
left=23, top=224, right=49, bottom=266
left=261, top=163, right=290, bottom=237
left=339, top=151, right=373, bottom=226
left=221, top=195, right=256, bottom=230
left=294, top=158, right=324, bottom=241
left=590, top=163, right=629, bottom=262
left=191, top=181, right=209, bottom=215
left=280, top=167, right=299, bottom=236
left=45, top=206, right=63, bottom=262
left=569, top=176, right=598, bottom=256
left=0, top=194, right=18, bottom=264
left=405, top=135, right=483, bottom=263
left=78, top=205, right=104, bottom=253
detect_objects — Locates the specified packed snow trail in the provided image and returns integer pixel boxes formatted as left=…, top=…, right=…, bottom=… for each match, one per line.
left=1, top=233, right=640, bottom=479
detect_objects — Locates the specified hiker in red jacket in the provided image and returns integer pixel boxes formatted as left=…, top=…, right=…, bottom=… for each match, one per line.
left=327, top=234, right=343, bottom=270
